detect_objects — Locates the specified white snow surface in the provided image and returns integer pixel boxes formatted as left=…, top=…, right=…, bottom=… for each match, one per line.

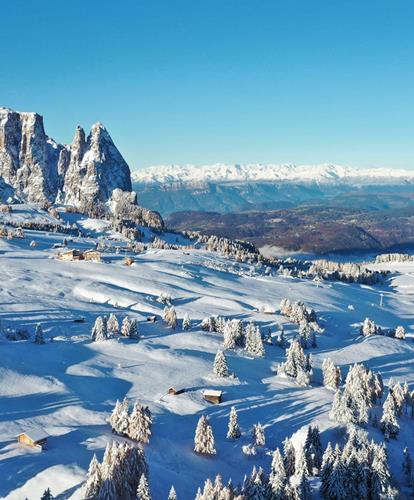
left=132, top=162, right=414, bottom=186
left=1, top=210, right=414, bottom=498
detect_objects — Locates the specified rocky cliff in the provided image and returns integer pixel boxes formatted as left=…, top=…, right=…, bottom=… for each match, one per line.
left=0, top=107, right=132, bottom=205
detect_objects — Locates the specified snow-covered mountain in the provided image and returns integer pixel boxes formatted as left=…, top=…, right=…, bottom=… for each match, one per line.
left=0, top=107, right=132, bottom=205
left=132, top=162, right=414, bottom=186
left=131, top=163, right=414, bottom=216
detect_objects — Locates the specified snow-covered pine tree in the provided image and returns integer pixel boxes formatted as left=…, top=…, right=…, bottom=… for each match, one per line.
left=167, top=486, right=177, bottom=500
left=254, top=326, right=265, bottom=357
left=320, top=442, right=335, bottom=497
left=34, top=323, right=46, bottom=344
left=294, top=446, right=309, bottom=478
left=107, top=314, right=119, bottom=336
left=283, top=438, right=296, bottom=477
left=394, top=325, right=406, bottom=339
left=84, top=453, right=102, bottom=499
left=294, top=471, right=311, bottom=500
left=227, top=406, right=241, bottom=439
left=244, top=321, right=257, bottom=355
left=182, top=313, right=191, bottom=331
left=41, top=489, right=53, bottom=500
left=194, top=415, right=216, bottom=454
left=391, top=382, right=405, bottom=416
left=223, top=320, right=238, bottom=350
left=121, top=316, right=131, bottom=337
left=213, top=350, right=229, bottom=377
left=380, top=392, right=399, bottom=439
left=322, top=358, right=341, bottom=390
left=327, top=456, right=346, bottom=500
left=92, top=316, right=108, bottom=342
left=252, top=422, right=265, bottom=447
left=128, top=402, right=152, bottom=444
left=117, top=397, right=130, bottom=436
left=163, top=306, right=177, bottom=329
left=97, top=478, right=117, bottom=500
left=136, top=474, right=151, bottom=500
left=268, top=448, right=286, bottom=499
left=370, top=443, right=392, bottom=499
left=403, top=447, right=413, bottom=485
left=109, top=400, right=122, bottom=433
left=129, top=318, right=139, bottom=340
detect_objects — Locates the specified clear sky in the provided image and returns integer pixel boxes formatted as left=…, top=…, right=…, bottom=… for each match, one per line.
left=1, top=0, right=413, bottom=170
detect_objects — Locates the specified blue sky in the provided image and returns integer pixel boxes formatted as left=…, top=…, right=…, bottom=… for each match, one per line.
left=1, top=0, right=413, bottom=170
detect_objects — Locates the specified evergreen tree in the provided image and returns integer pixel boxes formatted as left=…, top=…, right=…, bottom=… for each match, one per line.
left=294, top=447, right=309, bottom=478
left=84, top=453, right=102, bottom=499
left=121, top=316, right=131, bottom=337
left=128, top=402, right=152, bottom=443
left=223, top=320, right=238, bottom=350
left=41, top=488, right=53, bottom=500
left=283, top=438, right=296, bottom=477
left=92, top=316, right=108, bottom=342
left=294, top=471, right=311, bottom=500
left=326, top=456, right=347, bottom=500
left=380, top=392, right=399, bottom=439
left=34, top=323, right=45, bottom=344
left=252, top=422, right=265, bottom=447
left=129, top=318, right=139, bottom=339
left=268, top=448, right=286, bottom=499
left=322, top=358, right=341, bottom=390
left=403, top=447, right=413, bottom=485
left=226, top=406, right=241, bottom=439
left=167, top=486, right=177, bottom=500
left=97, top=478, right=117, bottom=500
left=194, top=415, right=216, bottom=454
left=136, top=474, right=151, bottom=500
left=395, top=325, right=406, bottom=339
left=245, top=321, right=257, bottom=355
left=320, top=442, right=335, bottom=497
left=163, top=306, right=177, bottom=329
left=107, top=314, right=119, bottom=335
left=213, top=350, right=229, bottom=377
left=182, top=313, right=191, bottom=331
left=370, top=444, right=392, bottom=499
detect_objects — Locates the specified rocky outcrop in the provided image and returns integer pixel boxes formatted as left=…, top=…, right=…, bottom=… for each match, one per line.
left=0, top=107, right=132, bottom=206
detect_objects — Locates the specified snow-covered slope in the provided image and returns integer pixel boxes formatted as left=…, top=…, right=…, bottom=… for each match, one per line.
left=0, top=215, right=414, bottom=498
left=132, top=163, right=414, bottom=186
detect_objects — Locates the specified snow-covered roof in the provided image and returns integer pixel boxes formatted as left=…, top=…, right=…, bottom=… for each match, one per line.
left=203, top=389, right=222, bottom=397
left=18, top=429, right=48, bottom=442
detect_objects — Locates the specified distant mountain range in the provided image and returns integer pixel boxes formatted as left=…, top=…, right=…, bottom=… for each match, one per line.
left=132, top=163, right=414, bottom=215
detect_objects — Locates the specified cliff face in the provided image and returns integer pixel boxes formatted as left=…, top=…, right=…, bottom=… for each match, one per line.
left=0, top=108, right=132, bottom=205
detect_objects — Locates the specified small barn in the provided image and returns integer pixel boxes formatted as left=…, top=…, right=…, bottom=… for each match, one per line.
left=84, top=249, right=101, bottom=262
left=203, top=389, right=223, bottom=404
left=168, top=387, right=185, bottom=395
left=17, top=429, right=48, bottom=450
left=58, top=249, right=84, bottom=261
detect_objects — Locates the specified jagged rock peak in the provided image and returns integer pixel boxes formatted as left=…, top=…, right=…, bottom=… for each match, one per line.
left=0, top=108, right=132, bottom=206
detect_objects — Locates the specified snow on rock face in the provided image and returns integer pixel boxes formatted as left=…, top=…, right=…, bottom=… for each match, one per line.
left=0, top=108, right=132, bottom=205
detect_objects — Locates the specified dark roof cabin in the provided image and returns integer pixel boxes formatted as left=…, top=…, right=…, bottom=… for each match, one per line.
left=168, top=387, right=185, bottom=395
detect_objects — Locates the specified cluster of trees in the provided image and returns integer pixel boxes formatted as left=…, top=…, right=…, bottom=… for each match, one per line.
left=279, top=299, right=320, bottom=333
left=322, top=358, right=342, bottom=390
left=330, top=363, right=383, bottom=425
left=163, top=306, right=178, bottom=329
left=306, top=259, right=387, bottom=285
left=278, top=339, right=313, bottom=386
left=83, top=441, right=148, bottom=500
left=201, top=316, right=266, bottom=357
left=91, top=314, right=139, bottom=342
left=360, top=318, right=406, bottom=340
left=109, top=398, right=152, bottom=444
left=375, top=253, right=414, bottom=264
left=194, top=426, right=395, bottom=499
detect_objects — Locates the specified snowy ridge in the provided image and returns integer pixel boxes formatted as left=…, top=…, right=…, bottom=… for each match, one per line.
left=132, top=163, right=414, bottom=186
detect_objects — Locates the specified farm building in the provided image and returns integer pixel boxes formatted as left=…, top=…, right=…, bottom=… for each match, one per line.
left=168, top=387, right=185, bottom=395
left=83, top=249, right=101, bottom=262
left=58, top=249, right=84, bottom=261
left=17, top=429, right=48, bottom=449
left=203, top=389, right=223, bottom=404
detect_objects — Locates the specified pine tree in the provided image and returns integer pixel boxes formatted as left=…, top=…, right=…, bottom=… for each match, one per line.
left=121, top=316, right=131, bottom=337
left=128, top=402, right=152, bottom=443
left=136, top=474, right=151, bottom=500
left=370, top=443, right=392, bottom=499
left=163, top=306, right=177, bottom=329
left=109, top=400, right=122, bottom=433
left=34, top=323, right=45, bottom=344
left=254, top=326, right=266, bottom=357
left=294, top=447, right=309, bottom=477
left=268, top=448, right=286, bottom=499
left=41, top=488, right=53, bottom=500
left=182, top=313, right=191, bottom=331
left=129, top=318, right=139, bottom=339
left=320, top=442, right=335, bottom=497
left=194, top=415, right=216, bottom=454
left=380, top=392, right=399, bottom=439
left=403, top=447, right=413, bottom=485
left=283, top=438, right=296, bottom=477
left=223, top=320, right=238, bottom=350
left=395, top=325, right=406, bottom=339
left=213, top=350, right=229, bottom=378
left=226, top=406, right=241, bottom=439
left=167, top=486, right=177, bottom=500
left=294, top=471, right=311, bottom=500
left=322, top=358, right=341, bottom=390
left=92, top=316, right=108, bottom=342
left=244, top=321, right=257, bottom=355
left=107, top=314, right=119, bottom=335
left=84, top=453, right=102, bottom=499
left=97, top=478, right=117, bottom=500
left=252, top=422, right=265, bottom=447
left=326, top=456, right=346, bottom=500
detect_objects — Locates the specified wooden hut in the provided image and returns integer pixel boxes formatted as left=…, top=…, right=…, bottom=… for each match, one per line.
left=168, top=387, right=185, bottom=395
left=58, top=249, right=84, bottom=261
left=84, top=249, right=101, bottom=262
left=17, top=429, right=48, bottom=449
left=203, top=389, right=223, bottom=404
left=124, top=256, right=135, bottom=266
